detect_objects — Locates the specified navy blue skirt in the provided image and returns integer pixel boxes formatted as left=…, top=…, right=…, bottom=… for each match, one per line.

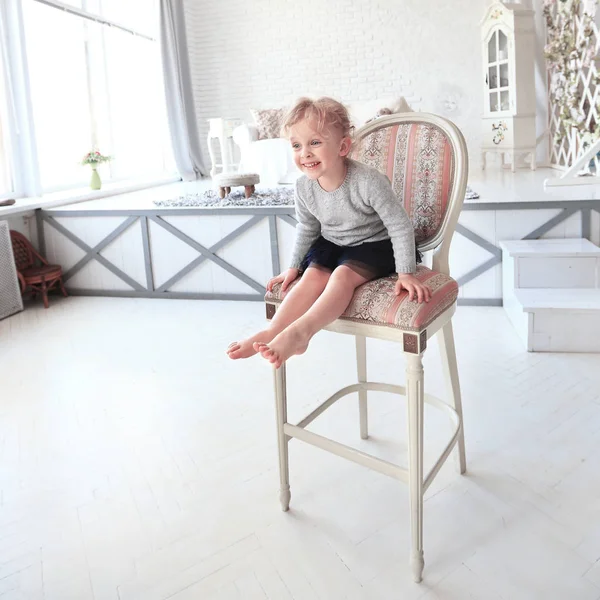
left=300, top=236, right=422, bottom=278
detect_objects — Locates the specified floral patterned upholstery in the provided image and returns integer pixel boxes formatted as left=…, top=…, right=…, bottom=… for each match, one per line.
left=350, top=122, right=454, bottom=246
left=265, top=266, right=458, bottom=332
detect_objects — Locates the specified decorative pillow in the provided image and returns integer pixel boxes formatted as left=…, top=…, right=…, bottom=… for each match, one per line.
left=347, top=96, right=414, bottom=129
left=365, top=107, right=393, bottom=124
left=250, top=108, right=285, bottom=140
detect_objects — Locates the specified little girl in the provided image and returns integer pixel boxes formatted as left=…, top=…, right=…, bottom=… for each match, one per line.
left=227, top=97, right=430, bottom=368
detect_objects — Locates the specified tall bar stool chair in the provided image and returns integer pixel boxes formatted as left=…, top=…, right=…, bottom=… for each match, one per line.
left=264, top=113, right=468, bottom=582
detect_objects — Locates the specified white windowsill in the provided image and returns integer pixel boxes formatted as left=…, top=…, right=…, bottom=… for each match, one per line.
left=0, top=175, right=181, bottom=218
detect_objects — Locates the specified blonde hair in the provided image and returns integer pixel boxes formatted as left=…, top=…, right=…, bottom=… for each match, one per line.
left=281, top=96, right=353, bottom=140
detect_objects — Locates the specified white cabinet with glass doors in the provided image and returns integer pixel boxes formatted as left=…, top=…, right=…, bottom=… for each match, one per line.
left=481, top=3, right=537, bottom=171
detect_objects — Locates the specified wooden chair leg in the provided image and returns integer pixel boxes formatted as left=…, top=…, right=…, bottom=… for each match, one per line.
left=218, top=187, right=226, bottom=199
left=244, top=185, right=255, bottom=199
left=356, top=335, right=368, bottom=439
left=437, top=321, right=467, bottom=474
left=59, top=277, right=68, bottom=297
left=273, top=364, right=291, bottom=511
left=41, top=278, right=49, bottom=309
left=405, top=352, right=424, bottom=583
left=17, top=272, right=26, bottom=294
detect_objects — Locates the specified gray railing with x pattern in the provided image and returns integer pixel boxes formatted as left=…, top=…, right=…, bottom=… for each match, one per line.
left=38, top=199, right=600, bottom=305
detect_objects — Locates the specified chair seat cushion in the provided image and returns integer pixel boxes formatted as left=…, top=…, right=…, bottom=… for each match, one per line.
left=20, top=264, right=63, bottom=283
left=266, top=265, right=458, bottom=332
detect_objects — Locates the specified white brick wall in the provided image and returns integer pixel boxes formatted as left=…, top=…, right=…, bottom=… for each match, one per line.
left=184, top=0, right=547, bottom=170
left=0, top=214, right=36, bottom=244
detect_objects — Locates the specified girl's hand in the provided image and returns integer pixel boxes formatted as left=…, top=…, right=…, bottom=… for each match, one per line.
left=395, top=273, right=431, bottom=303
left=267, top=268, right=300, bottom=294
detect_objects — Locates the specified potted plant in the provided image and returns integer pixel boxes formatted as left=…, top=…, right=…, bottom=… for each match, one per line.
left=81, top=149, right=112, bottom=190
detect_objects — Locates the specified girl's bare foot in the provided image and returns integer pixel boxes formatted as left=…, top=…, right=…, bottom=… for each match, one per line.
left=227, top=329, right=275, bottom=359
left=254, top=325, right=312, bottom=369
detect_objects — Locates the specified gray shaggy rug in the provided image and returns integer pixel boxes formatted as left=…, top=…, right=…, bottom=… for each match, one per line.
left=153, top=184, right=479, bottom=207
left=154, top=186, right=295, bottom=208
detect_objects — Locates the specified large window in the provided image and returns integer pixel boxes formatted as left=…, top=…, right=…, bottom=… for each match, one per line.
left=4, top=0, right=176, bottom=195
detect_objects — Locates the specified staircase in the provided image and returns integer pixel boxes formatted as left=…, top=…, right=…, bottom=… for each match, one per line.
left=500, top=238, right=600, bottom=352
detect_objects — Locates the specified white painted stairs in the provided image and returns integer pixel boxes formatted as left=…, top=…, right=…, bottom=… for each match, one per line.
left=500, top=238, right=600, bottom=352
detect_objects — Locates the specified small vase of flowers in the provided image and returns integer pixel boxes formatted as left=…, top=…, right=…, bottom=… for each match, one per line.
left=81, top=150, right=112, bottom=190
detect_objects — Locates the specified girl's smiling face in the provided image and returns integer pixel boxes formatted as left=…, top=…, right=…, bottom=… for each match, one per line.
left=289, top=118, right=351, bottom=189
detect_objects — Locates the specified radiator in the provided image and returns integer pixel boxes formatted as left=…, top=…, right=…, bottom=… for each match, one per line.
left=0, top=221, right=23, bottom=320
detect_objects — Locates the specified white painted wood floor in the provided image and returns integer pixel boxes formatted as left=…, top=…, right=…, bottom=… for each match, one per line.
left=1, top=297, right=600, bottom=600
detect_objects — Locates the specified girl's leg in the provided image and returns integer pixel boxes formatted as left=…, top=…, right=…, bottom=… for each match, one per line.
left=256, top=265, right=369, bottom=368
left=227, top=266, right=331, bottom=359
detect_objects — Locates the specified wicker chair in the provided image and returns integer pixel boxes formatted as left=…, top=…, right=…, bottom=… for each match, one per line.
left=10, top=230, right=67, bottom=308
left=264, top=113, right=468, bottom=582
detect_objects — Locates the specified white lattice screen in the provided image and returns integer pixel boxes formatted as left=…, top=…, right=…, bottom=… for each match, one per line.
left=548, top=4, right=600, bottom=171
left=0, top=222, right=23, bottom=320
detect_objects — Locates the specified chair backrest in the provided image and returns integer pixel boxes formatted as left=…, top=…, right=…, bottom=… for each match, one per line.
left=350, top=113, right=468, bottom=273
left=10, top=230, right=36, bottom=271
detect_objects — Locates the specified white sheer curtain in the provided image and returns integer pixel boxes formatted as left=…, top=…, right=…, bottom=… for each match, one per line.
left=0, top=0, right=40, bottom=198
left=0, top=31, right=13, bottom=197
left=159, top=0, right=207, bottom=180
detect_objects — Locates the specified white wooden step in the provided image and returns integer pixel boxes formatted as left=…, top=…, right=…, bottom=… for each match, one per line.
left=499, top=238, right=600, bottom=257
left=506, top=288, right=600, bottom=352
left=500, top=238, right=600, bottom=289
left=515, top=288, right=600, bottom=310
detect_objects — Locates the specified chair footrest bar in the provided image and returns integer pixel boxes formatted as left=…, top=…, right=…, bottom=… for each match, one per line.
left=296, top=382, right=459, bottom=430
left=283, top=423, right=409, bottom=483
left=423, top=419, right=462, bottom=492
left=296, top=384, right=364, bottom=429
left=289, top=383, right=463, bottom=492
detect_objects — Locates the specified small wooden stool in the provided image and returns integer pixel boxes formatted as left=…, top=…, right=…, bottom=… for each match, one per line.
left=214, top=173, right=260, bottom=199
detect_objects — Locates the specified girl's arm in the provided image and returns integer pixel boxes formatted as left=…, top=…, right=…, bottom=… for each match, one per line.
left=368, top=173, right=431, bottom=303
left=367, top=173, right=416, bottom=274
left=289, top=185, right=321, bottom=269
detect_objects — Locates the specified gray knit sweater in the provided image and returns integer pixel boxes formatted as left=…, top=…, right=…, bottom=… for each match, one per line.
left=289, top=159, right=416, bottom=273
